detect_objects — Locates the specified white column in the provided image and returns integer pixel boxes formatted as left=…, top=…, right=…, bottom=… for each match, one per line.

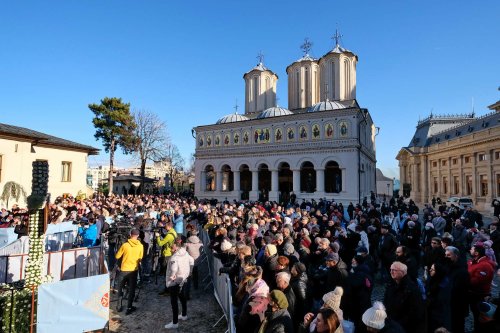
left=316, top=168, right=325, bottom=193
left=269, top=169, right=279, bottom=202
left=292, top=169, right=300, bottom=193
left=233, top=171, right=241, bottom=191
left=200, top=171, right=206, bottom=192
left=250, top=170, right=259, bottom=201
left=216, top=171, right=222, bottom=192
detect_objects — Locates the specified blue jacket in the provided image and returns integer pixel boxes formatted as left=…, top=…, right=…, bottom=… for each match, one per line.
left=173, top=213, right=184, bottom=235
left=79, top=224, right=98, bottom=247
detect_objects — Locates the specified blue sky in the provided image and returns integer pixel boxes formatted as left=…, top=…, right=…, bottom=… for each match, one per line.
left=1, top=1, right=499, bottom=179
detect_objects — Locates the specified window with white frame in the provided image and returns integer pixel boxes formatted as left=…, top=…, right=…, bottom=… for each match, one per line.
left=61, top=161, right=72, bottom=182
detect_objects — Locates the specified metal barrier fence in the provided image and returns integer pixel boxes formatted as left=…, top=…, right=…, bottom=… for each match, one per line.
left=199, top=229, right=236, bottom=333
left=0, top=246, right=105, bottom=283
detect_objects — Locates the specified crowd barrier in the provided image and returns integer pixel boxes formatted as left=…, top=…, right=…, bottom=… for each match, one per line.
left=0, top=236, right=30, bottom=256
left=199, top=229, right=236, bottom=333
left=0, top=246, right=105, bottom=283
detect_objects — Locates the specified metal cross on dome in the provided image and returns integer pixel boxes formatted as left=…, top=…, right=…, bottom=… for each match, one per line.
left=234, top=100, right=239, bottom=114
left=300, top=38, right=313, bottom=55
left=257, top=51, right=264, bottom=64
left=332, top=29, right=343, bottom=47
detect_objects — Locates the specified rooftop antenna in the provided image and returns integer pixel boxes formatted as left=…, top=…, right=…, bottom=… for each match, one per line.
left=332, top=27, right=343, bottom=47
left=257, top=51, right=264, bottom=65
left=300, top=38, right=313, bottom=56
left=471, top=97, right=475, bottom=117
left=234, top=99, right=239, bottom=114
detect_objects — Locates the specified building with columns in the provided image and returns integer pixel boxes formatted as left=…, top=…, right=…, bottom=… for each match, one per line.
left=396, top=98, right=500, bottom=211
left=193, top=35, right=377, bottom=204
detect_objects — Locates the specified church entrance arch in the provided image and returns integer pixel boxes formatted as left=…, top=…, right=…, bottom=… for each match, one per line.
left=239, top=164, right=251, bottom=200
left=258, top=163, right=271, bottom=201
left=325, top=161, right=342, bottom=193
left=278, top=162, right=293, bottom=204
left=205, top=165, right=215, bottom=191
left=300, top=161, right=316, bottom=193
left=221, top=165, right=233, bottom=191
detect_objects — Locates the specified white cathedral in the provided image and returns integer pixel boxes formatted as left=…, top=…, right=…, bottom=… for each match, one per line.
left=193, top=35, right=377, bottom=204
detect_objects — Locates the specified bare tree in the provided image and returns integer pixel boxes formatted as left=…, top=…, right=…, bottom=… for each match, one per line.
left=132, top=109, right=170, bottom=191
left=163, top=143, right=185, bottom=190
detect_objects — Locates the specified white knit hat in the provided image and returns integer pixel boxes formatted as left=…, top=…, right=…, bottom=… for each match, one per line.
left=322, top=286, right=343, bottom=312
left=362, top=301, right=387, bottom=329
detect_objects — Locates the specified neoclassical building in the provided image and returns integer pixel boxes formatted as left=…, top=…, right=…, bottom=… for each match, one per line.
left=193, top=36, right=377, bottom=204
left=396, top=98, right=500, bottom=211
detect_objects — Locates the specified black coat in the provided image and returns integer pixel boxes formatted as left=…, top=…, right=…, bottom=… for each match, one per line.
left=384, top=275, right=426, bottom=333
left=262, top=254, right=279, bottom=288
left=290, top=272, right=309, bottom=326
left=379, top=319, right=406, bottom=333
left=426, top=275, right=452, bottom=332
left=378, top=233, right=398, bottom=267
left=447, top=260, right=470, bottom=318
left=282, top=285, right=297, bottom=322
left=261, top=308, right=294, bottom=333
left=349, top=263, right=373, bottom=323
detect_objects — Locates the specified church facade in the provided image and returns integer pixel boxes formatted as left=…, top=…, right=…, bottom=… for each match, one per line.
left=193, top=36, right=377, bottom=204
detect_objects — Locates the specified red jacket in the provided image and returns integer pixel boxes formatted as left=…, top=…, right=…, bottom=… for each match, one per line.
left=467, top=256, right=495, bottom=295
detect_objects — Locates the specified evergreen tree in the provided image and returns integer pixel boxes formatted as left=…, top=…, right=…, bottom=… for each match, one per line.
left=89, top=97, right=136, bottom=195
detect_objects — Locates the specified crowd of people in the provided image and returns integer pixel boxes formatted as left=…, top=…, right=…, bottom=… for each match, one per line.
left=2, top=193, right=500, bottom=332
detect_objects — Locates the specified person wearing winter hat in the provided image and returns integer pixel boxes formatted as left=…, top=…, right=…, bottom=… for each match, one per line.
left=256, top=290, right=293, bottom=333
left=362, top=301, right=405, bottom=332
left=262, top=244, right=279, bottom=288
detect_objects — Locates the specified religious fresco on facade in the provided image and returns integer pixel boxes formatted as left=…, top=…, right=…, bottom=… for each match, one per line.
left=254, top=128, right=271, bottom=144
left=299, top=125, right=308, bottom=140
left=312, top=124, right=320, bottom=139
left=206, top=135, right=212, bottom=147
left=339, top=121, right=349, bottom=137
left=325, top=123, right=334, bottom=138
left=215, top=134, right=221, bottom=146
left=275, top=128, right=283, bottom=143
left=224, top=134, right=230, bottom=146
left=287, top=127, right=295, bottom=141
left=233, top=132, right=240, bottom=145
left=198, top=135, right=204, bottom=147
left=243, top=131, right=250, bottom=144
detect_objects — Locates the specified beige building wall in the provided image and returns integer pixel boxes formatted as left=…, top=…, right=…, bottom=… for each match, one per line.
left=397, top=118, right=500, bottom=211
left=0, top=138, right=91, bottom=207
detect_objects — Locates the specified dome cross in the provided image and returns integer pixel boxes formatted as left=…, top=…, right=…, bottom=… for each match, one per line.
left=332, top=29, right=343, bottom=47
left=256, top=51, right=264, bottom=64
left=300, top=38, right=313, bottom=56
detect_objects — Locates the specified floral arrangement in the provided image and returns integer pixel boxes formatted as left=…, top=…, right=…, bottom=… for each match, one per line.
left=0, top=283, right=34, bottom=333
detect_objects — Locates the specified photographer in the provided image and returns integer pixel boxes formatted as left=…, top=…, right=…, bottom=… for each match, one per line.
left=157, top=221, right=177, bottom=295
left=115, top=228, right=144, bottom=315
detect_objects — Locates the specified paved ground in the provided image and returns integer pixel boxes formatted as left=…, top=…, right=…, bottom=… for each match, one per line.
left=108, top=262, right=226, bottom=333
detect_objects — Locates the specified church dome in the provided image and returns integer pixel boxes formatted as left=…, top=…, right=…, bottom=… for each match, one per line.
left=308, top=100, right=347, bottom=112
left=257, top=106, right=293, bottom=119
left=216, top=113, right=249, bottom=124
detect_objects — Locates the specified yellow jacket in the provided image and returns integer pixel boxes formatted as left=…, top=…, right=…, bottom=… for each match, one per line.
left=157, top=228, right=177, bottom=257
left=115, top=239, right=144, bottom=272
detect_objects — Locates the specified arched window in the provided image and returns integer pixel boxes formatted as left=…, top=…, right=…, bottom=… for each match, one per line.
left=305, top=67, right=310, bottom=106
left=253, top=76, right=259, bottom=111
left=300, top=161, right=316, bottom=193
left=221, top=165, right=233, bottom=192
left=205, top=165, right=215, bottom=191
left=325, top=161, right=342, bottom=193
left=331, top=61, right=335, bottom=100
left=296, top=71, right=300, bottom=108
left=344, top=59, right=350, bottom=99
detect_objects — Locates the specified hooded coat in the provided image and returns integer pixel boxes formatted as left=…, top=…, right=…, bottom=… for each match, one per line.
left=115, top=238, right=144, bottom=272
left=166, top=247, right=194, bottom=288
